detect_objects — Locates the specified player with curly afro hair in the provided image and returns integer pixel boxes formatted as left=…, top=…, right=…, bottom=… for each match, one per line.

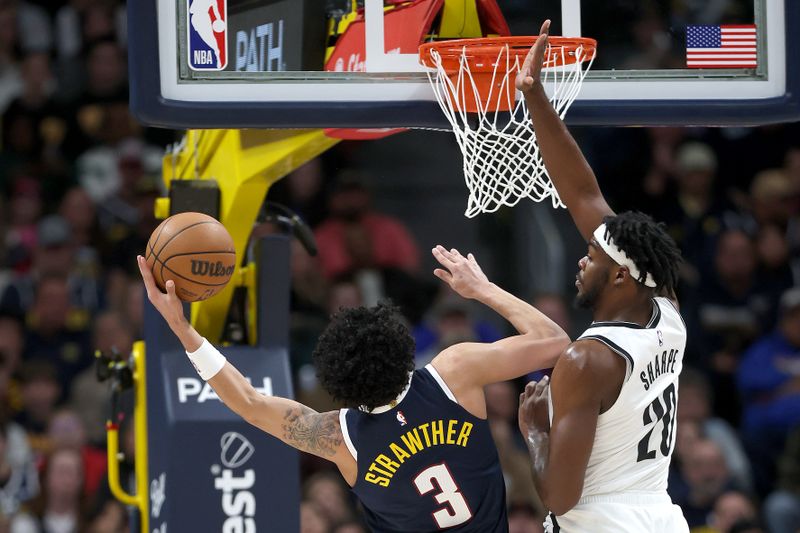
left=313, top=303, right=415, bottom=411
left=138, top=243, right=570, bottom=532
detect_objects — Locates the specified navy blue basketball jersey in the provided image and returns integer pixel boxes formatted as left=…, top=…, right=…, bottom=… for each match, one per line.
left=340, top=364, right=508, bottom=533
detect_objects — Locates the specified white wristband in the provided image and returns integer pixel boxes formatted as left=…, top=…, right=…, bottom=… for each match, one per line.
left=186, top=338, right=227, bottom=380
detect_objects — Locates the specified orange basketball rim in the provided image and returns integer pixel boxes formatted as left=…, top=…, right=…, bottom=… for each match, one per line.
left=419, top=36, right=597, bottom=113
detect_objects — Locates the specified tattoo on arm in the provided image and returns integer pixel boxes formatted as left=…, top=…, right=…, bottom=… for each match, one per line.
left=281, top=407, right=343, bottom=458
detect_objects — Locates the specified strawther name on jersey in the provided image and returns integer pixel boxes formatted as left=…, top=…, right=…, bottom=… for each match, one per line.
left=639, top=348, right=680, bottom=391
left=365, top=418, right=473, bottom=487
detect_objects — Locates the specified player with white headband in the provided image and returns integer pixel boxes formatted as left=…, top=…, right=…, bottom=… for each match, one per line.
left=515, top=20, right=690, bottom=533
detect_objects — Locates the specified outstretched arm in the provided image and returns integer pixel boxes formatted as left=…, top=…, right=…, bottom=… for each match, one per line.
left=136, top=256, right=356, bottom=482
left=429, top=247, right=570, bottom=414
left=516, top=20, right=614, bottom=241
left=518, top=341, right=625, bottom=515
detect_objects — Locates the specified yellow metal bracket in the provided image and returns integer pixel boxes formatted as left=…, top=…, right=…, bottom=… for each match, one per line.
left=106, top=340, right=149, bottom=532
left=161, top=129, right=339, bottom=344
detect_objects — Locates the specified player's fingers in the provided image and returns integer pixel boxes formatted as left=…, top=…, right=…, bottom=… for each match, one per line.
left=433, top=269, right=453, bottom=283
left=520, top=45, right=537, bottom=75
left=525, top=381, right=537, bottom=395
left=165, top=279, right=177, bottom=299
left=137, top=256, right=156, bottom=294
left=540, top=19, right=551, bottom=37
left=433, top=246, right=458, bottom=267
left=534, top=375, right=550, bottom=395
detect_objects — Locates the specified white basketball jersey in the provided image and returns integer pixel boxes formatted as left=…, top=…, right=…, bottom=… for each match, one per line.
left=554, top=297, right=687, bottom=497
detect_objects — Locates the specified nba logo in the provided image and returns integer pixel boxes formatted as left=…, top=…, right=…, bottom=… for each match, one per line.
left=188, top=0, right=227, bottom=70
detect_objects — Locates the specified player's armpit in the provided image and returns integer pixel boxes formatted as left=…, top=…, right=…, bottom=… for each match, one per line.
left=526, top=341, right=625, bottom=516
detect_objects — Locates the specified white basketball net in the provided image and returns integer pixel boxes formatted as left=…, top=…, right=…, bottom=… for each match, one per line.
left=425, top=41, right=595, bottom=217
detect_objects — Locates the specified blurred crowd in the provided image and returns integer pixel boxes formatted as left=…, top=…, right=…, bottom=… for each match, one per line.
left=0, top=1, right=799, bottom=533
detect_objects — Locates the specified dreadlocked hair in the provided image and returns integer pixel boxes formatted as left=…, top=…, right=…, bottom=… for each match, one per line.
left=602, top=211, right=682, bottom=294
left=313, top=302, right=415, bottom=411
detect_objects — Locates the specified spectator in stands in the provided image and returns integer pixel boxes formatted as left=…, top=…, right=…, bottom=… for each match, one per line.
left=750, top=169, right=797, bottom=228
left=10, top=1, right=52, bottom=55
left=1, top=51, right=67, bottom=184
left=678, top=367, right=753, bottom=492
left=750, top=170, right=796, bottom=296
left=674, top=439, right=735, bottom=527
left=0, top=312, right=24, bottom=383
left=0, top=316, right=38, bottom=516
left=689, top=228, right=774, bottom=422
left=737, top=286, right=800, bottom=495
left=58, top=187, right=99, bottom=253
left=303, top=471, right=355, bottom=526
left=14, top=360, right=60, bottom=456
left=268, top=158, right=330, bottom=228
left=315, top=171, right=420, bottom=280
left=764, top=426, right=800, bottom=533
left=300, top=500, right=331, bottom=533
left=531, top=293, right=572, bottom=338
left=327, top=275, right=362, bottom=315
left=691, top=490, right=759, bottom=533
left=657, top=142, right=744, bottom=279
left=19, top=274, right=92, bottom=395
left=11, top=447, right=87, bottom=533
left=0, top=422, right=37, bottom=519
left=0, top=4, right=22, bottom=115
left=1, top=215, right=103, bottom=317
left=46, top=410, right=105, bottom=499
left=0, top=178, right=42, bottom=275
left=414, top=290, right=502, bottom=366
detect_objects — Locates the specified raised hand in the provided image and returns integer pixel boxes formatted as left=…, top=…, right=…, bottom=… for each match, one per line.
left=515, top=19, right=551, bottom=94
left=431, top=245, right=491, bottom=300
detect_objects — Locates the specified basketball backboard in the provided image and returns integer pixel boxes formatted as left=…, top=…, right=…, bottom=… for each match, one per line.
left=129, top=0, right=800, bottom=129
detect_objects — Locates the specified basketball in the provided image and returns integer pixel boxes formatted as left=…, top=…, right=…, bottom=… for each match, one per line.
left=144, top=212, right=236, bottom=302
left=212, top=19, right=225, bottom=32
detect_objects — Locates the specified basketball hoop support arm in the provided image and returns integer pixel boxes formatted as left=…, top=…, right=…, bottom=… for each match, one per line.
left=157, top=129, right=339, bottom=344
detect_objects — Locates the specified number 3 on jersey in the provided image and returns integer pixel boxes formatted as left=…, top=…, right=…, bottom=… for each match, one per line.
left=414, top=463, right=473, bottom=528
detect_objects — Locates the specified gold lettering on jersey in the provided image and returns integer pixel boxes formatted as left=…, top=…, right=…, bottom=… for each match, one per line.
left=389, top=443, right=411, bottom=463
left=364, top=419, right=473, bottom=487
left=456, top=422, right=473, bottom=446
left=640, top=348, right=679, bottom=391
left=431, top=420, right=444, bottom=445
left=400, top=429, right=424, bottom=453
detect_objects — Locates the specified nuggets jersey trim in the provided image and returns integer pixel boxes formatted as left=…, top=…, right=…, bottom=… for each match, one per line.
left=425, top=363, right=457, bottom=403
left=340, top=409, right=358, bottom=460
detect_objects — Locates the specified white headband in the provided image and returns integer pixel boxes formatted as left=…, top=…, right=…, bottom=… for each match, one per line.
left=593, top=223, right=657, bottom=288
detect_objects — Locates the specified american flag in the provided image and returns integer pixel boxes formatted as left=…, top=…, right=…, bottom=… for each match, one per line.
left=686, top=25, right=757, bottom=68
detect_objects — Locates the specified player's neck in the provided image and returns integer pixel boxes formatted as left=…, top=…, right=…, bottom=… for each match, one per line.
left=592, top=295, right=654, bottom=327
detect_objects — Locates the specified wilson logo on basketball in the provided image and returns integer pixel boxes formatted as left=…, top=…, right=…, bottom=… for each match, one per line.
left=190, top=260, right=235, bottom=277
